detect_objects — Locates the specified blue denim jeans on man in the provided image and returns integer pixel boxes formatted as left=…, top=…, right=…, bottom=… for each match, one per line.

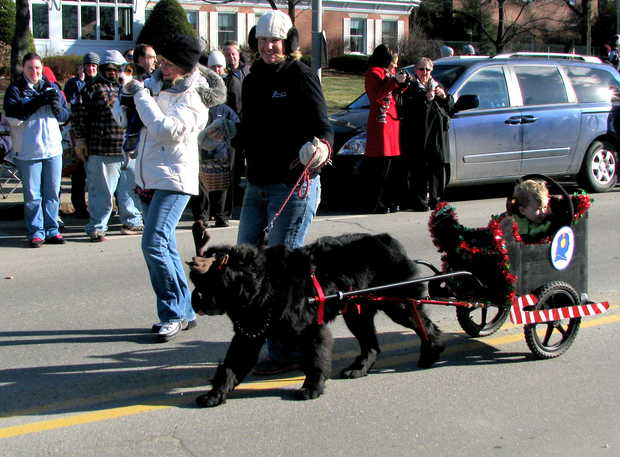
left=85, top=155, right=143, bottom=234
left=141, top=190, right=195, bottom=324
left=237, top=176, right=321, bottom=248
left=15, top=155, right=62, bottom=240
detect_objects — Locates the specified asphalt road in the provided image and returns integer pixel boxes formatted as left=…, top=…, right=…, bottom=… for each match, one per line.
left=1, top=185, right=619, bottom=457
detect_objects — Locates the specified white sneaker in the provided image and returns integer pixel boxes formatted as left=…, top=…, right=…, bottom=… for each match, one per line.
left=158, top=321, right=182, bottom=341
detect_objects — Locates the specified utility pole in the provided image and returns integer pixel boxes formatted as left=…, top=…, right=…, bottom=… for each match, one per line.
left=311, top=0, right=323, bottom=80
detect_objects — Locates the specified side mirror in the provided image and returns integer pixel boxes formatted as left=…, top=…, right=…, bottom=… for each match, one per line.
left=453, top=94, right=479, bottom=113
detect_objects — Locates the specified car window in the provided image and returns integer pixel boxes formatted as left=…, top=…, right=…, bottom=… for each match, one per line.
left=348, top=93, right=370, bottom=110
left=562, top=65, right=620, bottom=103
left=456, top=66, right=510, bottom=109
left=513, top=66, right=568, bottom=105
left=432, top=64, right=467, bottom=90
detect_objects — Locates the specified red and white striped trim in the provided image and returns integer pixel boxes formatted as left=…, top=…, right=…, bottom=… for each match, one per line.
left=510, top=294, right=609, bottom=325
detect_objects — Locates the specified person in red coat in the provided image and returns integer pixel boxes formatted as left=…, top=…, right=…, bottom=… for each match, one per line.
left=364, top=44, right=407, bottom=213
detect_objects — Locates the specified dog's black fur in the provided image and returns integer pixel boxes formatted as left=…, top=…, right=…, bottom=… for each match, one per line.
left=189, top=229, right=443, bottom=407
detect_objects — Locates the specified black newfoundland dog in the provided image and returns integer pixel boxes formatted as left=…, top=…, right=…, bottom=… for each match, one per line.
left=188, top=223, right=444, bottom=407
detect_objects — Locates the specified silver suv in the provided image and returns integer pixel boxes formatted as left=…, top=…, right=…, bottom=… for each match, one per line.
left=326, top=54, right=619, bottom=206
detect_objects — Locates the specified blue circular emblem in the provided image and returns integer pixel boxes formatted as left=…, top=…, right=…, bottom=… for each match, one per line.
left=550, top=226, right=575, bottom=271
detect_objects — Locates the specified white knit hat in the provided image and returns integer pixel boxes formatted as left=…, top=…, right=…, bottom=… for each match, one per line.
left=255, top=10, right=292, bottom=40
left=208, top=50, right=226, bottom=67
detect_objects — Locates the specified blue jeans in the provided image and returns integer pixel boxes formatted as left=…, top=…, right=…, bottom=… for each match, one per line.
left=15, top=155, right=62, bottom=240
left=141, top=190, right=195, bottom=324
left=237, top=176, right=321, bottom=248
left=85, top=155, right=143, bottom=234
left=237, top=176, right=320, bottom=363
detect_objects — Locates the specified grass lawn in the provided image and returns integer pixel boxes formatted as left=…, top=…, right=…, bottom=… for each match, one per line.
left=321, top=70, right=364, bottom=113
left=0, top=71, right=364, bottom=115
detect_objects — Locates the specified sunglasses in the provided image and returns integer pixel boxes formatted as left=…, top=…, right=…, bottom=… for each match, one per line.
left=416, top=67, right=432, bottom=72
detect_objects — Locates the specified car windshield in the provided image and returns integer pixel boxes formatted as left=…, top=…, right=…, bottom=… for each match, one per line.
left=432, top=65, right=468, bottom=90
left=347, top=93, right=370, bottom=109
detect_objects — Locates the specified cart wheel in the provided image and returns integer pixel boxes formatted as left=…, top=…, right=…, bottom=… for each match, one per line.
left=456, top=305, right=510, bottom=337
left=524, top=281, right=581, bottom=359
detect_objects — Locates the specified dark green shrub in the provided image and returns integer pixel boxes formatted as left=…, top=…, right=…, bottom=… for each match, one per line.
left=137, top=0, right=196, bottom=52
left=0, top=0, right=16, bottom=45
left=328, top=54, right=369, bottom=74
left=43, top=55, right=82, bottom=81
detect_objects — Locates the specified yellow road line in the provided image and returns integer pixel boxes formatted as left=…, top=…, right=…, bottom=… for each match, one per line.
left=1, top=314, right=619, bottom=439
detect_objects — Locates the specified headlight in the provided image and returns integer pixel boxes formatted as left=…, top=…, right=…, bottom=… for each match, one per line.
left=337, top=131, right=367, bottom=156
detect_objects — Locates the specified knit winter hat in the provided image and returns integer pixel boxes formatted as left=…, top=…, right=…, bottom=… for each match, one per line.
left=100, top=49, right=126, bottom=68
left=157, top=35, right=201, bottom=73
left=83, top=52, right=100, bottom=65
left=255, top=10, right=292, bottom=40
left=207, top=50, right=226, bottom=67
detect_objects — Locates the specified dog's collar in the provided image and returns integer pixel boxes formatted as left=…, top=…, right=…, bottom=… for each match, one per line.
left=232, top=307, right=272, bottom=339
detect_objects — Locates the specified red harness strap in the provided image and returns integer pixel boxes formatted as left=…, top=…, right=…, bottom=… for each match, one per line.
left=310, top=272, right=326, bottom=325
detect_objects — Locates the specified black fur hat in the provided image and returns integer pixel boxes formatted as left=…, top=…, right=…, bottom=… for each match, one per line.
left=157, top=34, right=201, bottom=73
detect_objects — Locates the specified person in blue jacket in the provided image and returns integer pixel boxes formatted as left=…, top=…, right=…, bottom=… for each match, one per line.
left=3, top=53, right=70, bottom=247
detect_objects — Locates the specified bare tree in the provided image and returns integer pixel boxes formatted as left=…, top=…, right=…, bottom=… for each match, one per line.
left=455, top=0, right=562, bottom=54
left=560, top=0, right=591, bottom=52
left=10, top=0, right=30, bottom=81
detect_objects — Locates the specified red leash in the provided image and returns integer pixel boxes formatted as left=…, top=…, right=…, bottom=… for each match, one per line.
left=263, top=141, right=332, bottom=237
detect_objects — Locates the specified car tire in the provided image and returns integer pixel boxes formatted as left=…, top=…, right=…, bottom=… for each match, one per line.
left=578, top=140, right=617, bottom=192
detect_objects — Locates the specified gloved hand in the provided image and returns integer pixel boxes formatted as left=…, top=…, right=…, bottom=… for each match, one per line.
left=41, top=87, right=59, bottom=105
left=299, top=137, right=330, bottom=169
left=122, top=78, right=144, bottom=96
left=51, top=99, right=62, bottom=116
left=74, top=139, right=88, bottom=162
left=199, top=118, right=237, bottom=150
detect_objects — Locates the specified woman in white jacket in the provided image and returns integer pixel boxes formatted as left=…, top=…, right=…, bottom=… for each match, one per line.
left=122, top=35, right=208, bottom=341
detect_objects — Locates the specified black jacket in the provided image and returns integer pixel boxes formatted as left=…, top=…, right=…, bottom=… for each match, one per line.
left=399, top=81, right=451, bottom=164
left=239, top=58, right=333, bottom=185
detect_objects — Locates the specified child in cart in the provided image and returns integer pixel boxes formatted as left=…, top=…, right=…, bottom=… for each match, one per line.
left=506, top=178, right=554, bottom=242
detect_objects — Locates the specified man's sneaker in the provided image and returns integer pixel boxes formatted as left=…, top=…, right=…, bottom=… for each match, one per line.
left=253, top=358, right=302, bottom=375
left=120, top=225, right=144, bottom=235
left=29, top=237, right=45, bottom=248
left=89, top=231, right=107, bottom=242
left=45, top=234, right=65, bottom=245
left=152, top=319, right=197, bottom=333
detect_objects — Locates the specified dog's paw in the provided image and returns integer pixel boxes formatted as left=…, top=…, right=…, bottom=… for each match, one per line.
left=296, top=387, right=323, bottom=400
left=340, top=367, right=369, bottom=379
left=417, top=345, right=445, bottom=369
left=196, top=392, right=226, bottom=408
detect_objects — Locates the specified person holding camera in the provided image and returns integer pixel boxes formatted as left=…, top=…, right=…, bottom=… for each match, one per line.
left=364, top=44, right=407, bottom=214
left=399, top=56, right=450, bottom=212
left=3, top=53, right=70, bottom=247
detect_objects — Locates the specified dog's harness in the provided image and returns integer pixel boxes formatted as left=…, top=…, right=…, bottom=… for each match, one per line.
left=310, top=271, right=326, bottom=325
left=309, top=271, right=430, bottom=341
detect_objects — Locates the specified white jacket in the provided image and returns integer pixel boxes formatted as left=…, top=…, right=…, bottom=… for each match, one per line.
left=132, top=69, right=208, bottom=195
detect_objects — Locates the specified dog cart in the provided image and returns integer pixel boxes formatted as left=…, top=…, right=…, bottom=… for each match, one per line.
left=310, top=175, right=609, bottom=359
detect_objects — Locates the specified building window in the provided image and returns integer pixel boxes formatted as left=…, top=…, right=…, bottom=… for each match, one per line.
left=100, top=6, right=115, bottom=40
left=118, top=7, right=133, bottom=40
left=35, top=0, right=134, bottom=42
left=186, top=11, right=198, bottom=33
left=32, top=4, right=49, bottom=39
left=62, top=5, right=78, bottom=39
left=218, top=13, right=237, bottom=46
left=382, top=20, right=397, bottom=49
left=81, top=5, right=97, bottom=40
left=349, top=18, right=365, bottom=53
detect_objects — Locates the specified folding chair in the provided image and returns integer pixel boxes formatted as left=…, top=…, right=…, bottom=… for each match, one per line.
left=0, top=135, right=22, bottom=199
